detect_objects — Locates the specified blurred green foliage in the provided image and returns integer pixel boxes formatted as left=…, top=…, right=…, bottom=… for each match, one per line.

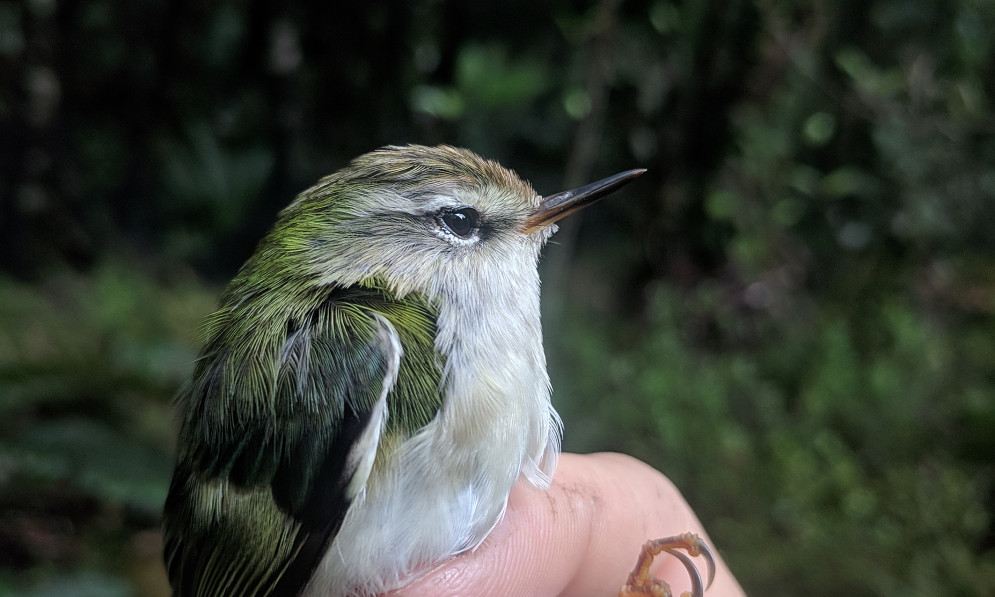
left=1, top=0, right=993, bottom=596
left=553, top=284, right=994, bottom=595
left=0, top=265, right=215, bottom=596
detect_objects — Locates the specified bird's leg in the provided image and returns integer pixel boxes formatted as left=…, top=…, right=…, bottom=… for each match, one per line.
left=619, top=532, right=716, bottom=597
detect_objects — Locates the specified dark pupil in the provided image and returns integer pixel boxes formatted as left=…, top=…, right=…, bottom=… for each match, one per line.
left=442, top=208, right=478, bottom=237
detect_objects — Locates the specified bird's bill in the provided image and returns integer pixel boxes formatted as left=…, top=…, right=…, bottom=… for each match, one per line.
left=522, top=168, right=646, bottom=233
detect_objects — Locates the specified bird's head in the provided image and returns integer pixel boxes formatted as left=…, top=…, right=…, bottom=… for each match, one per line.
left=236, top=145, right=643, bottom=307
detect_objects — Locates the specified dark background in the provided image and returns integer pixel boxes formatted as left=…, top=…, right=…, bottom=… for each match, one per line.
left=1, top=1, right=994, bottom=595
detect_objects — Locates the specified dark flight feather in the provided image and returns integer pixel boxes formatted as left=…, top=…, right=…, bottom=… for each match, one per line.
left=163, top=283, right=442, bottom=597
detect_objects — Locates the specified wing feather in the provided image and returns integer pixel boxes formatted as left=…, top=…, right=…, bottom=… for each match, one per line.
left=162, top=285, right=429, bottom=597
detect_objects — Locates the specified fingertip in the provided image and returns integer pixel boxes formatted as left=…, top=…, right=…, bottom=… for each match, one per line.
left=558, top=453, right=744, bottom=597
left=389, top=453, right=746, bottom=597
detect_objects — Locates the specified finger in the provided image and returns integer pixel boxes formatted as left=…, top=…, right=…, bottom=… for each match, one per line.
left=389, top=452, right=745, bottom=597
left=557, top=453, right=743, bottom=597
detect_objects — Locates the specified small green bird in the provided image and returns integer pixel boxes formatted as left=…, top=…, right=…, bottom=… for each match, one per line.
left=162, top=145, right=644, bottom=597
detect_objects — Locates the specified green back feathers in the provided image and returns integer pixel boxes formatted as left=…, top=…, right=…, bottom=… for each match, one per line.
left=184, top=279, right=442, bottom=451
left=165, top=276, right=444, bottom=597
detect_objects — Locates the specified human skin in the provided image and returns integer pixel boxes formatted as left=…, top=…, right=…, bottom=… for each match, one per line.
left=388, top=452, right=746, bottom=597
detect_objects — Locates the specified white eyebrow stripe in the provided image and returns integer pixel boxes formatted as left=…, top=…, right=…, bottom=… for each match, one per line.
left=415, top=194, right=465, bottom=212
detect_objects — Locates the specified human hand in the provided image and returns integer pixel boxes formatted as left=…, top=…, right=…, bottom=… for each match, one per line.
left=388, top=452, right=746, bottom=597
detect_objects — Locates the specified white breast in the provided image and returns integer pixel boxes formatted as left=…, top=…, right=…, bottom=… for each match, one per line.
left=304, top=248, right=562, bottom=597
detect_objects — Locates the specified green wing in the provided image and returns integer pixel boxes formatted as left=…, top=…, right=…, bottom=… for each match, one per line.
left=162, top=285, right=441, bottom=597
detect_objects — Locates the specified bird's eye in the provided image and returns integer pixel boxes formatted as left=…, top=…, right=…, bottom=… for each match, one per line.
left=440, top=208, right=479, bottom=237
